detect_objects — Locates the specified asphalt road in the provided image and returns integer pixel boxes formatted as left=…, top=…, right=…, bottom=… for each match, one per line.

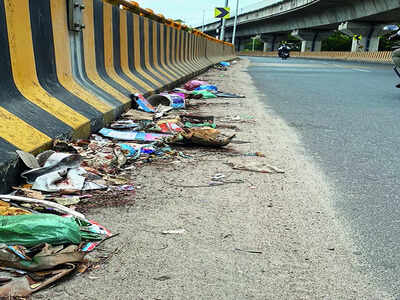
left=247, top=56, right=400, bottom=297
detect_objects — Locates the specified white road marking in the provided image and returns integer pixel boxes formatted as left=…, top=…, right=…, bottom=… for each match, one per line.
left=352, top=68, right=371, bottom=72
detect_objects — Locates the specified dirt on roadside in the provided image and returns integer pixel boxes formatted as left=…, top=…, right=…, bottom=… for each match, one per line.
left=36, top=59, right=392, bottom=300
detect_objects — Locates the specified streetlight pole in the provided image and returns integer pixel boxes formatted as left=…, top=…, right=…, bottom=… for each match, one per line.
left=220, top=0, right=229, bottom=41
left=201, top=9, right=205, bottom=32
left=231, top=0, right=239, bottom=45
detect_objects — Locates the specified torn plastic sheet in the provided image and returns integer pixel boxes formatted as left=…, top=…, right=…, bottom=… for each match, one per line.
left=161, top=93, right=185, bottom=109
left=192, top=90, right=217, bottom=99
left=99, top=128, right=169, bottom=142
left=32, top=167, right=86, bottom=192
left=148, top=93, right=185, bottom=109
left=16, top=150, right=40, bottom=169
left=81, top=220, right=112, bottom=252
left=110, top=120, right=140, bottom=129
left=21, top=153, right=81, bottom=184
left=132, top=94, right=156, bottom=113
left=0, top=214, right=103, bottom=247
left=194, top=85, right=218, bottom=92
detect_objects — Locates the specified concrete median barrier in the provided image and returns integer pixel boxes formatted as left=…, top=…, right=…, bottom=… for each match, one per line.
left=0, top=0, right=235, bottom=192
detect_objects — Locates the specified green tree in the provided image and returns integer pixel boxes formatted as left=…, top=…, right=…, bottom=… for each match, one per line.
left=321, top=31, right=351, bottom=51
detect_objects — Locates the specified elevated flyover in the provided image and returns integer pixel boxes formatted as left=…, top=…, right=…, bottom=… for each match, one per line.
left=201, top=0, right=400, bottom=52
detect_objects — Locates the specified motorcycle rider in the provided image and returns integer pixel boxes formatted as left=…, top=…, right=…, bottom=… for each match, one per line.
left=278, top=41, right=291, bottom=59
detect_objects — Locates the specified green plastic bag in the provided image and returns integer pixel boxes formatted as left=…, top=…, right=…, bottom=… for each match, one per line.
left=0, top=214, right=102, bottom=247
left=192, top=90, right=217, bottom=99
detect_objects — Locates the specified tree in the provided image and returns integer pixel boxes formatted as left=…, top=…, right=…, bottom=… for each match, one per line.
left=321, top=31, right=352, bottom=51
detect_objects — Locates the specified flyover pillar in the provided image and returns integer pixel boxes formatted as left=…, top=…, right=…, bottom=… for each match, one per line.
left=260, top=34, right=274, bottom=52
left=291, top=30, right=331, bottom=52
left=338, top=22, right=384, bottom=52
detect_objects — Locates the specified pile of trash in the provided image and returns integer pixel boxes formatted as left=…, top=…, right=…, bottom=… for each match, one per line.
left=0, top=60, right=245, bottom=297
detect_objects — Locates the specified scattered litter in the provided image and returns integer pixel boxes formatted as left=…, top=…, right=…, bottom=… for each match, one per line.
left=194, top=85, right=218, bottom=92
left=161, top=229, right=186, bottom=235
left=184, top=80, right=208, bottom=91
left=153, top=275, right=171, bottom=281
left=234, top=248, right=263, bottom=254
left=3, top=55, right=243, bottom=297
left=131, top=94, right=156, bottom=113
left=16, top=150, right=40, bottom=169
left=225, top=162, right=284, bottom=174
left=215, top=92, right=245, bottom=98
left=99, top=128, right=169, bottom=142
left=192, top=90, right=217, bottom=99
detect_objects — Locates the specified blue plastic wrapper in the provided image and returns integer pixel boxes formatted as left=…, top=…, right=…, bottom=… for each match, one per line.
left=194, top=85, right=218, bottom=92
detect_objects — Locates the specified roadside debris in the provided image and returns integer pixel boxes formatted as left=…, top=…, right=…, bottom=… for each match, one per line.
left=225, top=162, right=285, bottom=174
left=1, top=59, right=268, bottom=297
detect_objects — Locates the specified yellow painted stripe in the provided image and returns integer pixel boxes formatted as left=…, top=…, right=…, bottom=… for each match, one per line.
left=159, top=24, right=179, bottom=79
left=152, top=21, right=174, bottom=81
left=103, top=3, right=139, bottom=94
left=82, top=0, right=130, bottom=104
left=5, top=0, right=90, bottom=138
left=0, top=107, right=52, bottom=153
left=132, top=14, right=163, bottom=87
left=119, top=10, right=153, bottom=92
left=142, top=17, right=169, bottom=83
left=50, top=0, right=114, bottom=124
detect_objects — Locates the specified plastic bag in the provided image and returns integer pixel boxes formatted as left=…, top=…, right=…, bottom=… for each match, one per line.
left=0, top=214, right=103, bottom=247
left=184, top=80, right=208, bottom=91
left=194, top=85, right=218, bottom=92
left=192, top=90, right=217, bottom=99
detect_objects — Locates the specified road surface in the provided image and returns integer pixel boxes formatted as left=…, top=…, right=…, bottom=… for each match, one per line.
left=247, top=56, right=400, bottom=296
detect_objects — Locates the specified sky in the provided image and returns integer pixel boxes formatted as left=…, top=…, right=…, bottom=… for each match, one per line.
left=134, top=0, right=263, bottom=27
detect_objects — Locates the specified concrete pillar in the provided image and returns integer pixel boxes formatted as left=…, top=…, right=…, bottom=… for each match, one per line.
left=260, top=34, right=274, bottom=52
left=291, top=29, right=332, bottom=52
left=313, top=32, right=332, bottom=52
left=338, top=22, right=384, bottom=52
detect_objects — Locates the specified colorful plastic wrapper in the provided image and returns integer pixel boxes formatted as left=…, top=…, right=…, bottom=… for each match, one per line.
left=99, top=128, right=169, bottom=142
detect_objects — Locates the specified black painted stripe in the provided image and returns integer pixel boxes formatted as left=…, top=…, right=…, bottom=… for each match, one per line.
left=147, top=19, right=170, bottom=84
left=29, top=0, right=104, bottom=132
left=164, top=26, right=184, bottom=77
left=73, top=33, right=125, bottom=112
left=111, top=6, right=147, bottom=94
left=138, top=16, right=166, bottom=84
left=126, top=13, right=158, bottom=90
left=0, top=0, right=74, bottom=138
left=182, top=31, right=198, bottom=72
left=175, top=29, right=191, bottom=74
left=93, top=0, right=133, bottom=96
left=169, top=28, right=187, bottom=75
left=156, top=23, right=177, bottom=80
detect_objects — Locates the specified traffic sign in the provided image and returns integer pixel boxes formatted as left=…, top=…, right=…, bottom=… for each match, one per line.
left=353, top=34, right=362, bottom=41
left=215, top=7, right=230, bottom=19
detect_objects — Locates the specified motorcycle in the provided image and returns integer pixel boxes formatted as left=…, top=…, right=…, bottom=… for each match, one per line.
left=384, top=24, right=400, bottom=87
left=278, top=44, right=291, bottom=60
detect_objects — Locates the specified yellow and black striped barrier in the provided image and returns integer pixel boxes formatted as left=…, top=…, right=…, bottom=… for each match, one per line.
left=0, top=0, right=235, bottom=192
